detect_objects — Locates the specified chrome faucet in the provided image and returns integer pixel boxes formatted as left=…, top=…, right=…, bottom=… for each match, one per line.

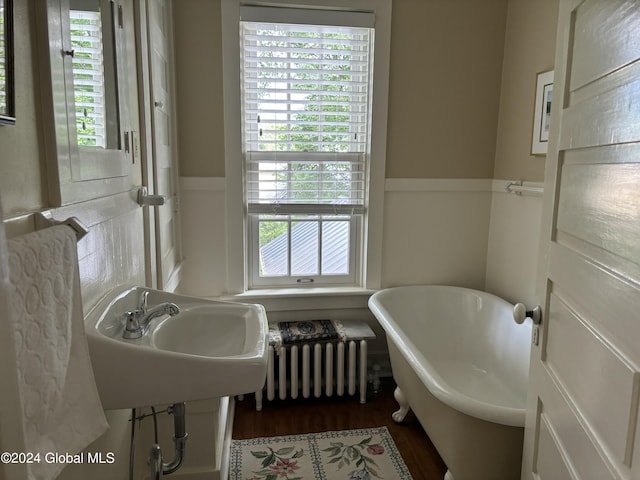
left=123, top=291, right=180, bottom=339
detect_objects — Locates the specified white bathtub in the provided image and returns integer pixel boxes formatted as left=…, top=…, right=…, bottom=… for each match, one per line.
left=368, top=285, right=531, bottom=480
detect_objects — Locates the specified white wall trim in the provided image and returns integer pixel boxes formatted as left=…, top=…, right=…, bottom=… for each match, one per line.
left=180, top=176, right=226, bottom=192
left=220, top=287, right=374, bottom=312
left=385, top=178, right=493, bottom=192
left=221, top=0, right=246, bottom=294
left=178, top=177, right=544, bottom=194
left=179, top=177, right=518, bottom=194
left=179, top=176, right=544, bottom=194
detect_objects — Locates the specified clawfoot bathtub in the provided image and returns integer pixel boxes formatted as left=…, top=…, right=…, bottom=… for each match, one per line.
left=369, top=285, right=531, bottom=480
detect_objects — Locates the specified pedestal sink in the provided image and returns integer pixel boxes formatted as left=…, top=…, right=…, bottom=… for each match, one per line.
left=84, top=286, right=268, bottom=410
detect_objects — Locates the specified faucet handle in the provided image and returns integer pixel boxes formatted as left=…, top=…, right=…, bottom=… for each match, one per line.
left=123, top=310, right=143, bottom=339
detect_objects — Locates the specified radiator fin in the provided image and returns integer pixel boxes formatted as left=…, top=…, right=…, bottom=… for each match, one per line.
left=255, top=340, right=368, bottom=410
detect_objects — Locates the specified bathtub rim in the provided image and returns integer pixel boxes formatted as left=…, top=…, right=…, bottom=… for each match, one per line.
left=368, top=285, right=527, bottom=428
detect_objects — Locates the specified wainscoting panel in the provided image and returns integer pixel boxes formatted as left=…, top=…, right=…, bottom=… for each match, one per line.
left=179, top=177, right=227, bottom=297
left=382, top=179, right=492, bottom=289
left=179, top=176, right=544, bottom=311
left=485, top=180, right=544, bottom=306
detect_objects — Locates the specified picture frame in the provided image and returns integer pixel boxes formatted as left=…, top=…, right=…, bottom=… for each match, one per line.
left=531, top=70, right=553, bottom=155
left=0, top=0, right=16, bottom=126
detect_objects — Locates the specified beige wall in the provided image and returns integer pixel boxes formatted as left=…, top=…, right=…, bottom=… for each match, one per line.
left=173, top=0, right=226, bottom=178
left=0, top=0, right=46, bottom=216
left=172, top=0, right=510, bottom=180
left=386, top=0, right=508, bottom=179
left=493, top=0, right=559, bottom=181
left=2, top=0, right=559, bottom=215
left=485, top=0, right=559, bottom=308
left=1, top=0, right=556, bottom=205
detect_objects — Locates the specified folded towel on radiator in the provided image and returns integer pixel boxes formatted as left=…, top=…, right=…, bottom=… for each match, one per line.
left=279, top=319, right=339, bottom=344
left=275, top=319, right=347, bottom=346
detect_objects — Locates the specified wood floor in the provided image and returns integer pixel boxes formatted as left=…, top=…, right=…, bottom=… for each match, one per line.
left=232, top=379, right=447, bottom=479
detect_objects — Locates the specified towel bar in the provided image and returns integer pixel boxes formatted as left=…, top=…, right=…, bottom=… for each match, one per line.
left=35, top=212, right=89, bottom=241
left=505, top=180, right=544, bottom=197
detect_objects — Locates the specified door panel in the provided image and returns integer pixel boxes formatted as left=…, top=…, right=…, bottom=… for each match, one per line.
left=148, top=0, right=182, bottom=290
left=534, top=377, right=616, bottom=480
left=569, top=0, right=640, bottom=91
left=548, top=243, right=640, bottom=358
left=557, top=162, right=640, bottom=264
left=535, top=415, right=576, bottom=480
left=523, top=1, right=640, bottom=479
left=545, top=292, right=640, bottom=465
left=560, top=75, right=640, bottom=149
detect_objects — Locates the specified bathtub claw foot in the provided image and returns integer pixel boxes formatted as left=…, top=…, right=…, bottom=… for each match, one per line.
left=392, top=409, right=407, bottom=423
left=392, top=386, right=410, bottom=423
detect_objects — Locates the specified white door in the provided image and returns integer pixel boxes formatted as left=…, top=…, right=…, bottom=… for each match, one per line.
left=521, top=1, right=640, bottom=479
left=141, top=0, right=183, bottom=291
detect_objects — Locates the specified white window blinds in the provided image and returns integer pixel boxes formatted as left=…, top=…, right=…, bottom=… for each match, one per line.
left=70, top=9, right=107, bottom=147
left=241, top=11, right=373, bottom=216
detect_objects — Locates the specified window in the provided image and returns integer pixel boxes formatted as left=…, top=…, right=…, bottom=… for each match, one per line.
left=241, top=6, right=374, bottom=287
left=222, top=0, right=391, bottom=293
left=36, top=0, right=135, bottom=206
left=69, top=0, right=122, bottom=152
left=70, top=8, right=108, bottom=147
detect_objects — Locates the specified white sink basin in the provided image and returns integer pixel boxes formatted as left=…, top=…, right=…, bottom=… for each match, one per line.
left=152, top=305, right=261, bottom=357
left=85, top=286, right=268, bottom=409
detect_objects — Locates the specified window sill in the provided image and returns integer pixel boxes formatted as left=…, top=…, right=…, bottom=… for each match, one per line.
left=220, top=287, right=376, bottom=312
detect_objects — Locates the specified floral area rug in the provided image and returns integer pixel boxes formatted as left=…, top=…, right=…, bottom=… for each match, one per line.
left=230, top=427, right=413, bottom=480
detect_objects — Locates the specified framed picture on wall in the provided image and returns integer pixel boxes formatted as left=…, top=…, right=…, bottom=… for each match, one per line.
left=531, top=70, right=554, bottom=155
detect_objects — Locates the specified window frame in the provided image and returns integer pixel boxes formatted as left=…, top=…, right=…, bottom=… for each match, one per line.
left=35, top=0, right=138, bottom=206
left=221, top=0, right=391, bottom=293
left=248, top=213, right=361, bottom=287
left=246, top=150, right=365, bottom=287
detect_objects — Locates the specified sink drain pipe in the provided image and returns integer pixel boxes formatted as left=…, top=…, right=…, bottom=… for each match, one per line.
left=149, top=402, right=188, bottom=479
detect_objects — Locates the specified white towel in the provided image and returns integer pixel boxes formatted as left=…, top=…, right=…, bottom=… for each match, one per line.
left=0, top=206, right=29, bottom=480
left=0, top=220, right=108, bottom=480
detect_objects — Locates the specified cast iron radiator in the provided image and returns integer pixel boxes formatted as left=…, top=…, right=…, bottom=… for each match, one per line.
left=254, top=320, right=372, bottom=411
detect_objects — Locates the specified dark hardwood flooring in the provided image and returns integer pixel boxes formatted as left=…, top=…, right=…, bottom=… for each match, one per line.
left=232, top=379, right=447, bottom=479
